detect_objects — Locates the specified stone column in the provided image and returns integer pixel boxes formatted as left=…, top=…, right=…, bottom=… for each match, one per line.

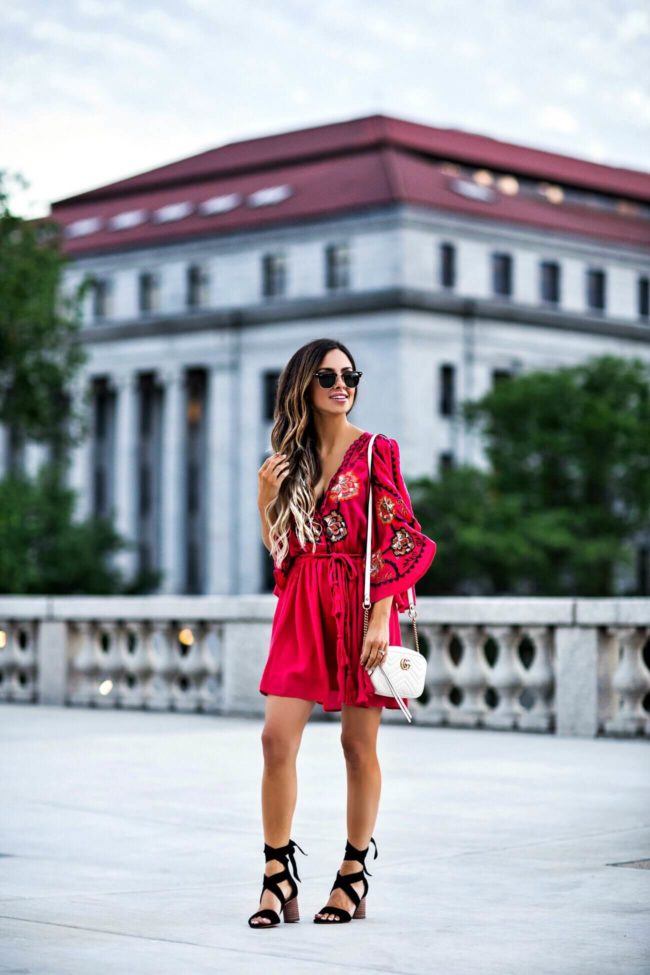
left=37, top=620, right=68, bottom=706
left=112, top=372, right=138, bottom=578
left=160, top=367, right=186, bottom=594
left=206, top=362, right=236, bottom=594
left=555, top=626, right=600, bottom=737
left=24, top=442, right=46, bottom=480
left=0, top=423, right=8, bottom=478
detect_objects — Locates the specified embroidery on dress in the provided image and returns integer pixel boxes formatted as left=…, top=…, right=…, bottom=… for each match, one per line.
left=328, top=470, right=360, bottom=504
left=370, top=549, right=384, bottom=578
left=377, top=494, right=396, bottom=524
left=390, top=528, right=415, bottom=557
left=324, top=510, right=348, bottom=543
left=376, top=489, right=411, bottom=519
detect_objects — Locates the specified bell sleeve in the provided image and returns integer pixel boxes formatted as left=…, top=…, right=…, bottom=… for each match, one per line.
left=368, top=434, right=437, bottom=611
left=272, top=537, right=295, bottom=597
left=272, top=514, right=298, bottom=597
left=272, top=560, right=290, bottom=598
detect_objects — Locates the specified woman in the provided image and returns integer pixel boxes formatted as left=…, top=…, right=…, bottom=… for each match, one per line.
left=248, top=338, right=437, bottom=928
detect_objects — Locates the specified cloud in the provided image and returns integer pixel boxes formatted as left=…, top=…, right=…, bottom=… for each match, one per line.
left=3, top=0, right=649, bottom=218
left=453, top=39, right=481, bottom=58
left=30, top=19, right=160, bottom=65
left=564, top=74, right=588, bottom=96
left=75, top=0, right=128, bottom=17
left=536, top=105, right=579, bottom=134
left=616, top=9, right=650, bottom=42
left=622, top=86, right=650, bottom=125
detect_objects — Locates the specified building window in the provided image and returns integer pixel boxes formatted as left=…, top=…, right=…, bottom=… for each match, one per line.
left=186, top=540, right=200, bottom=593
left=186, top=264, right=209, bottom=309
left=439, top=451, right=454, bottom=471
left=187, top=459, right=199, bottom=514
left=586, top=267, right=606, bottom=313
left=439, top=364, right=455, bottom=416
left=540, top=260, right=561, bottom=305
left=262, top=252, right=287, bottom=298
left=94, top=385, right=109, bottom=441
left=91, top=378, right=115, bottom=520
left=492, top=252, right=513, bottom=297
left=139, top=381, right=154, bottom=437
left=492, top=369, right=511, bottom=385
left=324, top=243, right=350, bottom=291
left=136, top=373, right=163, bottom=578
left=262, top=370, right=281, bottom=421
left=139, top=541, right=152, bottom=573
left=91, top=277, right=112, bottom=321
left=138, top=271, right=160, bottom=313
left=93, top=465, right=106, bottom=516
left=638, top=276, right=649, bottom=321
left=439, top=242, right=456, bottom=289
left=139, top=462, right=151, bottom=516
left=184, top=369, right=207, bottom=594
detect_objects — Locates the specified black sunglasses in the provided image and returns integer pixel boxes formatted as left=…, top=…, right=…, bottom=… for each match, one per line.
left=313, top=370, right=363, bottom=389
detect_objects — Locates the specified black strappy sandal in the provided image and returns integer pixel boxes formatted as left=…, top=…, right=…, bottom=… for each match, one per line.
left=313, top=837, right=378, bottom=923
left=248, top=838, right=307, bottom=928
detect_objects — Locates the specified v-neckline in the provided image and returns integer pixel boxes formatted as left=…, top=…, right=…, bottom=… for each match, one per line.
left=314, top=431, right=369, bottom=508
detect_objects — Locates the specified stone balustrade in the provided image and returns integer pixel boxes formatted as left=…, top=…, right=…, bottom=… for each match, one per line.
left=0, top=596, right=648, bottom=738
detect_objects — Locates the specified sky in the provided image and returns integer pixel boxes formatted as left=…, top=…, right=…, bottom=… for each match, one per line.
left=2, top=0, right=649, bottom=219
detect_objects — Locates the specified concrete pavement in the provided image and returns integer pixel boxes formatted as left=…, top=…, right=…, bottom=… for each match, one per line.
left=1, top=703, right=649, bottom=975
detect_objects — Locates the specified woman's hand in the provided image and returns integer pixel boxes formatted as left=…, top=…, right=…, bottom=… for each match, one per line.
left=360, top=600, right=392, bottom=673
left=258, top=451, right=290, bottom=509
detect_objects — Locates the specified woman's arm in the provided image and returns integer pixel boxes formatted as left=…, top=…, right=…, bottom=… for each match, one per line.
left=257, top=451, right=290, bottom=552
left=360, top=594, right=393, bottom=670
left=370, top=594, right=393, bottom=621
left=258, top=500, right=272, bottom=553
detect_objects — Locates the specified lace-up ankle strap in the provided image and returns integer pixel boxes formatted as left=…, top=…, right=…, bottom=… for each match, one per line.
left=263, top=838, right=308, bottom=882
left=343, top=836, right=378, bottom=876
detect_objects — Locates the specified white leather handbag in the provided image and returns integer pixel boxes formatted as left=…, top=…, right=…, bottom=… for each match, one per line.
left=362, top=434, right=427, bottom=723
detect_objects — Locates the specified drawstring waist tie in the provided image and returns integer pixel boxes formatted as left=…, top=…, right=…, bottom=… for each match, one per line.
left=294, top=552, right=365, bottom=702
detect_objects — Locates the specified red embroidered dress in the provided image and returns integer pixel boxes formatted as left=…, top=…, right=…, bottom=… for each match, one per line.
left=259, top=431, right=437, bottom=711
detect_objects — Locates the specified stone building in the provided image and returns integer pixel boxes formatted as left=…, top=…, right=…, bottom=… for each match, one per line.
left=5, top=114, right=649, bottom=595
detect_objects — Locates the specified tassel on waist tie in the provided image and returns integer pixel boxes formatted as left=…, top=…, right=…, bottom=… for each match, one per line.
left=294, top=552, right=365, bottom=702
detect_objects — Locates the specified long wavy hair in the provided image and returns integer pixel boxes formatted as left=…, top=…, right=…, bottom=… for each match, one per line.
left=265, top=338, right=360, bottom=568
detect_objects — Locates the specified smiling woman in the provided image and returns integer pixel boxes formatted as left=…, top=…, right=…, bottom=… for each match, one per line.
left=250, top=337, right=437, bottom=928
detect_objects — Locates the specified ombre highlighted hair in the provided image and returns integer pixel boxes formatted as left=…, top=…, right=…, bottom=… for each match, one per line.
left=264, top=338, right=360, bottom=569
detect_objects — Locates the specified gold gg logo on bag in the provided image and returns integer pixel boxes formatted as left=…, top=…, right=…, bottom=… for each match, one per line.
left=400, top=658, right=410, bottom=670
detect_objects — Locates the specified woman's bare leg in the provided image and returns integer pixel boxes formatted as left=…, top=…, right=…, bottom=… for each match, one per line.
left=250, top=694, right=315, bottom=925
left=314, top=703, right=382, bottom=921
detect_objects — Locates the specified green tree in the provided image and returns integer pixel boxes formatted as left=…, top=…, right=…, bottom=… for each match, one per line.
left=0, top=466, right=128, bottom=594
left=0, top=170, right=89, bottom=455
left=0, top=170, right=161, bottom=594
left=410, top=355, right=650, bottom=597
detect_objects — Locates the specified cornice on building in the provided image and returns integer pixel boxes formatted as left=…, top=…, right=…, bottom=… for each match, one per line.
left=75, top=287, right=650, bottom=346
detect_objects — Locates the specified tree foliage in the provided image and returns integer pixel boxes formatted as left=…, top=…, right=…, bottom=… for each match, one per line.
left=0, top=171, right=160, bottom=594
left=410, top=354, right=650, bottom=597
left=0, top=170, right=91, bottom=453
left=0, top=467, right=123, bottom=594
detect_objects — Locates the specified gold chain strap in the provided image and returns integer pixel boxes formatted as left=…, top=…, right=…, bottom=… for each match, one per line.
left=363, top=602, right=420, bottom=652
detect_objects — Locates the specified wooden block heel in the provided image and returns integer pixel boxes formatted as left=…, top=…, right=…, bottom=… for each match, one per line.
left=282, top=895, right=300, bottom=922
left=248, top=838, right=307, bottom=928
left=313, top=837, right=378, bottom=924
left=353, top=895, right=367, bottom=919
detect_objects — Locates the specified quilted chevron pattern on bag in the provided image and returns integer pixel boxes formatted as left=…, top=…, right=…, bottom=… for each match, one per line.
left=369, top=646, right=426, bottom=699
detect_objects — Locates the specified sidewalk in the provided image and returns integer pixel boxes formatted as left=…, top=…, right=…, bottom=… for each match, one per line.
left=0, top=703, right=648, bottom=975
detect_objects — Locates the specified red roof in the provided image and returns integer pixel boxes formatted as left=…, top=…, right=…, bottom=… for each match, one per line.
left=51, top=113, right=650, bottom=255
